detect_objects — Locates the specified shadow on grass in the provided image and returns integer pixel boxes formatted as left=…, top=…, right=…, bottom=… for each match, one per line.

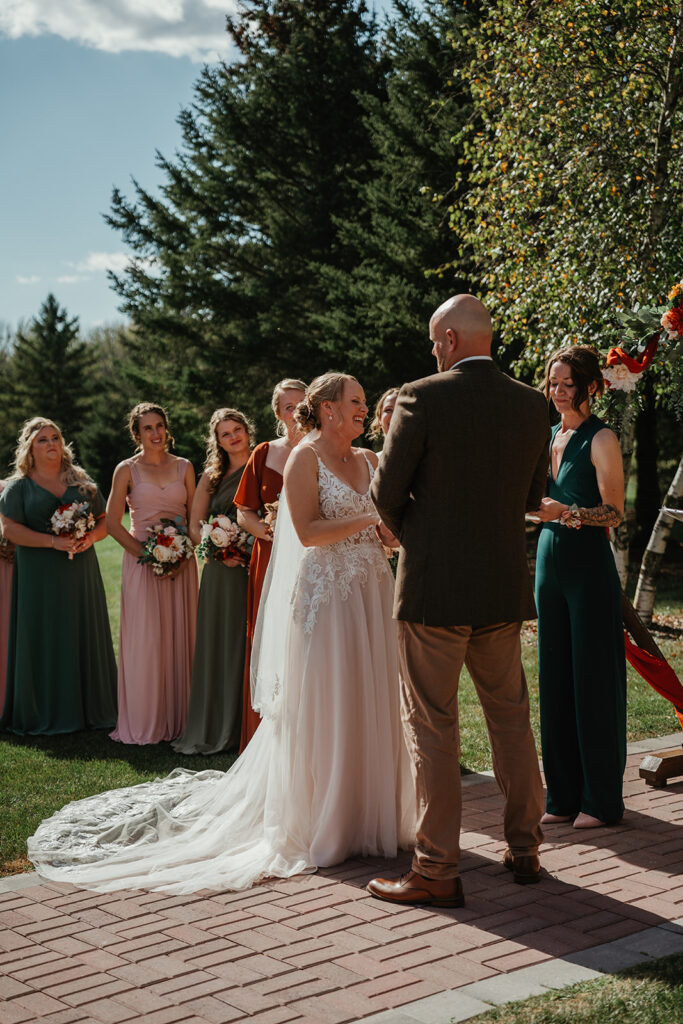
left=1, top=728, right=239, bottom=773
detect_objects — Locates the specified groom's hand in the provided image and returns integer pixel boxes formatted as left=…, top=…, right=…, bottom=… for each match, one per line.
left=376, top=522, right=399, bottom=549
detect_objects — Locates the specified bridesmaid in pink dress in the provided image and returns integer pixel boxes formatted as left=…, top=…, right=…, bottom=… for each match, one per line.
left=0, top=479, right=15, bottom=711
left=106, top=404, right=199, bottom=744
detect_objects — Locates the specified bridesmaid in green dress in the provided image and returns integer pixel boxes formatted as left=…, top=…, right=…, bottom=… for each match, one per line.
left=0, top=418, right=117, bottom=734
left=173, top=409, right=253, bottom=755
left=533, top=347, right=626, bottom=829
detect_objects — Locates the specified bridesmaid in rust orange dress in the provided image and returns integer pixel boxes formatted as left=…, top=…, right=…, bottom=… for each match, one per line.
left=235, top=378, right=306, bottom=751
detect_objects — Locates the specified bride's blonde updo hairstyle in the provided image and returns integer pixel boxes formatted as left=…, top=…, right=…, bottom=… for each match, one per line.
left=294, top=373, right=359, bottom=434
left=271, top=378, right=307, bottom=436
left=128, top=402, right=175, bottom=452
left=11, top=417, right=96, bottom=496
left=203, top=407, right=255, bottom=493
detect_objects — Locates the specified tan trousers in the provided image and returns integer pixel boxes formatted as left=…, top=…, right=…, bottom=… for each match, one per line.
left=398, top=620, right=544, bottom=879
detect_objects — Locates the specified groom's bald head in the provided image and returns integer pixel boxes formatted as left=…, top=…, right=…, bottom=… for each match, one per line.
left=430, top=295, right=492, bottom=372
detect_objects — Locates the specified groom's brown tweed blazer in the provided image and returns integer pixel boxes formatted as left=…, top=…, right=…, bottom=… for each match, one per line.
left=371, top=359, right=550, bottom=627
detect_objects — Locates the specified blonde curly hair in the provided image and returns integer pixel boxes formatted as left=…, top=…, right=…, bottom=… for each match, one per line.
left=368, top=387, right=400, bottom=442
left=203, top=408, right=255, bottom=493
left=10, top=417, right=96, bottom=496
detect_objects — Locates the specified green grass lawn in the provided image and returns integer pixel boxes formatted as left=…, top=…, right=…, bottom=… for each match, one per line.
left=1, top=530, right=681, bottom=874
left=470, top=954, right=683, bottom=1024
left=96, top=521, right=126, bottom=654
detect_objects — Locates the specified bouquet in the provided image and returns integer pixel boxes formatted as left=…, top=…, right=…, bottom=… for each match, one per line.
left=49, top=501, right=96, bottom=560
left=0, top=531, right=14, bottom=565
left=196, top=514, right=254, bottom=567
left=138, top=518, right=194, bottom=578
left=263, top=499, right=279, bottom=538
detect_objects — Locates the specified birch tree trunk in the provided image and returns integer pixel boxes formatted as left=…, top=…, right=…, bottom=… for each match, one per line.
left=633, top=453, right=683, bottom=626
left=611, top=397, right=636, bottom=587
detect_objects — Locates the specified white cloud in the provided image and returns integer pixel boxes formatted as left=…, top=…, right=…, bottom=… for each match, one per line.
left=16, top=274, right=40, bottom=285
left=0, top=0, right=238, bottom=63
left=74, top=251, right=131, bottom=273
left=68, top=251, right=157, bottom=276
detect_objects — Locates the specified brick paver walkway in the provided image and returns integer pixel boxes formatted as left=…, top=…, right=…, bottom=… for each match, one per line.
left=1, top=738, right=682, bottom=1024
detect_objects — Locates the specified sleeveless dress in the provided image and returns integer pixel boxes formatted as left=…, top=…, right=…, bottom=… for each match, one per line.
left=110, top=458, right=199, bottom=745
left=0, top=480, right=16, bottom=711
left=28, top=452, right=415, bottom=893
left=234, top=442, right=283, bottom=751
left=0, top=477, right=116, bottom=734
left=535, top=414, right=626, bottom=824
left=173, top=466, right=248, bottom=755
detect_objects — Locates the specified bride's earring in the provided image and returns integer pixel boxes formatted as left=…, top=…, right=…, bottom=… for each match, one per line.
left=328, top=415, right=333, bottom=421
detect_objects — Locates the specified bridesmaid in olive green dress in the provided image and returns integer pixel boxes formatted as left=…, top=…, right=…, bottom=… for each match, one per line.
left=173, top=409, right=253, bottom=755
left=0, top=418, right=117, bottom=734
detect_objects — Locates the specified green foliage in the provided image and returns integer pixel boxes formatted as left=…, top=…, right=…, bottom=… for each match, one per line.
left=2, top=295, right=95, bottom=470
left=472, top=954, right=683, bottom=1024
left=317, top=0, right=477, bottom=396
left=0, top=327, right=15, bottom=478
left=106, top=0, right=387, bottom=447
left=448, top=1, right=683, bottom=375
left=76, top=325, right=141, bottom=496
left=597, top=283, right=683, bottom=434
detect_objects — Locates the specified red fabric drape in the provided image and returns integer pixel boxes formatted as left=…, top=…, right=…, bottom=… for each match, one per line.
left=605, top=337, right=659, bottom=375
left=624, top=632, right=683, bottom=731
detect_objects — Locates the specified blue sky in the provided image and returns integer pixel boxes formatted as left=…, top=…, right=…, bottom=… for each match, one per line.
left=1, top=1, right=392, bottom=336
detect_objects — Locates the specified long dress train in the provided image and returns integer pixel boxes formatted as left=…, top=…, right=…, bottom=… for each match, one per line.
left=28, top=453, right=415, bottom=893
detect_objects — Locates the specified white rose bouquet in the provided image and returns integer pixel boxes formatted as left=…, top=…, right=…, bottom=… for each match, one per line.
left=138, top=518, right=194, bottom=578
left=49, top=500, right=96, bottom=560
left=196, top=513, right=254, bottom=568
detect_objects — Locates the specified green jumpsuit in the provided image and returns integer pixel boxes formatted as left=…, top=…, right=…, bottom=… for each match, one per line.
left=535, top=414, right=626, bottom=824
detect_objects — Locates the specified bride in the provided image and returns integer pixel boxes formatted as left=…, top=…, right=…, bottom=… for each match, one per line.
left=28, top=373, right=415, bottom=894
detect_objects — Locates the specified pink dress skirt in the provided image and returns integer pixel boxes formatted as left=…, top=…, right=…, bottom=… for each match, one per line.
left=110, top=457, right=199, bottom=745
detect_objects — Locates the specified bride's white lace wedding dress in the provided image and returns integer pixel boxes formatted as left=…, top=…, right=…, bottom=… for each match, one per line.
left=28, top=452, right=415, bottom=894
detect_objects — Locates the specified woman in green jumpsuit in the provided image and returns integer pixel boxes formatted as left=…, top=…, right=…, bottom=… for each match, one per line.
left=534, top=346, right=626, bottom=828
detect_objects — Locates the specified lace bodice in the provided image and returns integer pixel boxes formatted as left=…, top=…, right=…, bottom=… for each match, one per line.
left=291, top=454, right=391, bottom=635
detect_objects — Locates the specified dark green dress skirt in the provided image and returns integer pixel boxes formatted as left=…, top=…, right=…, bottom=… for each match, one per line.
left=173, top=467, right=248, bottom=755
left=0, top=477, right=117, bottom=735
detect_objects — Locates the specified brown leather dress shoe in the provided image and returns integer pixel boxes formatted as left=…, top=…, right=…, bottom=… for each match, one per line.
left=366, top=870, right=464, bottom=907
left=503, top=848, right=541, bottom=885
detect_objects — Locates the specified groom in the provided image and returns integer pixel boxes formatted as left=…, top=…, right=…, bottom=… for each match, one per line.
left=368, top=294, right=550, bottom=907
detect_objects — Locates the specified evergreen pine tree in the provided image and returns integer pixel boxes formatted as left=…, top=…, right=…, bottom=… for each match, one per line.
left=76, top=325, right=138, bottom=495
left=317, top=0, right=477, bottom=402
left=0, top=324, right=17, bottom=476
left=107, top=0, right=384, bottom=444
left=11, top=294, right=94, bottom=453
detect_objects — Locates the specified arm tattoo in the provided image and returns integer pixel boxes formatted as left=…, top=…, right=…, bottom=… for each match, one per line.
left=575, top=503, right=622, bottom=527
